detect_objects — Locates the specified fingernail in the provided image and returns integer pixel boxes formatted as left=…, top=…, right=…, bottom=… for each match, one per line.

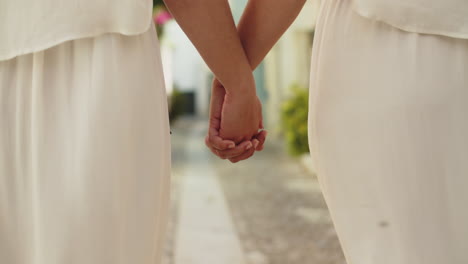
left=228, top=143, right=235, bottom=149
left=254, top=141, right=259, bottom=149
left=245, top=143, right=253, bottom=150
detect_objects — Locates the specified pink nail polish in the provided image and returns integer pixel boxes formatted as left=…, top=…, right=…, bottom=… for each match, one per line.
left=254, top=141, right=259, bottom=149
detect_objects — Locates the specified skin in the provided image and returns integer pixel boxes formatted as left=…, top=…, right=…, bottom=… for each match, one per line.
left=163, top=0, right=263, bottom=142
left=205, top=0, right=308, bottom=162
left=205, top=78, right=267, bottom=163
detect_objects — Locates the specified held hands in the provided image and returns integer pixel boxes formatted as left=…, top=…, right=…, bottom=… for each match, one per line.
left=205, top=78, right=267, bottom=163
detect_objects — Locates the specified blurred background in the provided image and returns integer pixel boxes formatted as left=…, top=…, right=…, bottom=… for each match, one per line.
left=153, top=0, right=346, bottom=263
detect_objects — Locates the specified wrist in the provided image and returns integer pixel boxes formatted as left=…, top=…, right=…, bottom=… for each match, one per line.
left=224, top=72, right=257, bottom=97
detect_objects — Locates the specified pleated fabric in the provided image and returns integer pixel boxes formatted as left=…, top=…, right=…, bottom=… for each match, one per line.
left=0, top=23, right=171, bottom=264
left=309, top=0, right=468, bottom=263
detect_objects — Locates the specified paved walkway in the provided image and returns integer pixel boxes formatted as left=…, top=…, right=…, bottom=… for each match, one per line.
left=165, top=117, right=345, bottom=264
left=170, top=120, right=246, bottom=264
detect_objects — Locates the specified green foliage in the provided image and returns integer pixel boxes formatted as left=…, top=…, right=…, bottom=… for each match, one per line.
left=155, top=23, right=165, bottom=39
left=153, top=1, right=169, bottom=38
left=153, top=0, right=165, bottom=7
left=281, top=85, right=310, bottom=156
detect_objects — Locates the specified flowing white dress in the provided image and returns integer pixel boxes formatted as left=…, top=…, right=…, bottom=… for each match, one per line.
left=309, top=0, right=468, bottom=263
left=0, top=13, right=170, bottom=264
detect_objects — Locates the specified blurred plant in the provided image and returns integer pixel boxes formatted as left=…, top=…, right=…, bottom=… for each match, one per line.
left=153, top=0, right=165, bottom=6
left=153, top=1, right=172, bottom=38
left=169, top=88, right=188, bottom=123
left=155, top=10, right=172, bottom=25
left=281, top=84, right=310, bottom=156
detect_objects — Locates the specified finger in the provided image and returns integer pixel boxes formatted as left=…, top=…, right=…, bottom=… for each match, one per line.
left=209, top=79, right=226, bottom=122
left=252, top=139, right=260, bottom=150
left=206, top=80, right=236, bottom=151
left=216, top=140, right=253, bottom=159
left=229, top=148, right=256, bottom=163
left=206, top=134, right=235, bottom=151
left=205, top=139, right=229, bottom=160
left=208, top=145, right=221, bottom=158
left=207, top=77, right=231, bottom=150
left=205, top=134, right=246, bottom=160
left=254, top=130, right=267, bottom=151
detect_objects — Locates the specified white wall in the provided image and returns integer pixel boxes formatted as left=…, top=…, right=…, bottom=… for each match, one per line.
left=164, top=21, right=204, bottom=93
left=263, top=0, right=321, bottom=132
left=161, top=20, right=211, bottom=116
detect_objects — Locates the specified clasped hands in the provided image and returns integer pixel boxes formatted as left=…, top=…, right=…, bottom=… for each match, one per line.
left=205, top=76, right=267, bottom=163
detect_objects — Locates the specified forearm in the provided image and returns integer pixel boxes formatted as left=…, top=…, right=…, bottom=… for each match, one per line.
left=237, top=0, right=307, bottom=70
left=163, top=0, right=254, bottom=93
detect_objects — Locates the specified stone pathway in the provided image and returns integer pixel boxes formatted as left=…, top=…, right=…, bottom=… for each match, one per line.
left=164, top=117, right=346, bottom=264
left=173, top=121, right=246, bottom=264
left=213, top=142, right=345, bottom=264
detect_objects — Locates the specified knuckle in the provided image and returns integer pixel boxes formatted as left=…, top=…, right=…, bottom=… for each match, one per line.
left=208, top=137, right=216, bottom=145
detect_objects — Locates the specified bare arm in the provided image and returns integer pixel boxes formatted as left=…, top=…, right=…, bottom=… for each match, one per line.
left=164, top=0, right=263, bottom=143
left=206, top=0, right=307, bottom=161
left=238, top=0, right=307, bottom=70
left=163, top=0, right=255, bottom=93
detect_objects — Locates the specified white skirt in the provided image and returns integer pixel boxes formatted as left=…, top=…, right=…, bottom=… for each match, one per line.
left=0, top=24, right=171, bottom=264
left=309, top=0, right=468, bottom=263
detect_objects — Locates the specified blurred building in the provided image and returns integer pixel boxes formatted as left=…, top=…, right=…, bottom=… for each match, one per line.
left=261, top=0, right=321, bottom=134
left=160, top=21, right=209, bottom=116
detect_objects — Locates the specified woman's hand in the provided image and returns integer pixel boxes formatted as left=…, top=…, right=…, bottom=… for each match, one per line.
left=205, top=78, right=267, bottom=163
left=218, top=76, right=262, bottom=143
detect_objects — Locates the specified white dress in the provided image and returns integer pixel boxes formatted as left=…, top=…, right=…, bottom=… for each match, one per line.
left=309, top=0, right=468, bottom=263
left=352, top=0, right=468, bottom=39
left=0, top=3, right=170, bottom=264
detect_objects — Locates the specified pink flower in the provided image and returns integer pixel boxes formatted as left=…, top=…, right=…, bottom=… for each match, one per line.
left=154, top=11, right=172, bottom=25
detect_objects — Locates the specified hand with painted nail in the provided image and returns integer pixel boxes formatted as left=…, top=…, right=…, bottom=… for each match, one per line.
left=205, top=78, right=267, bottom=163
